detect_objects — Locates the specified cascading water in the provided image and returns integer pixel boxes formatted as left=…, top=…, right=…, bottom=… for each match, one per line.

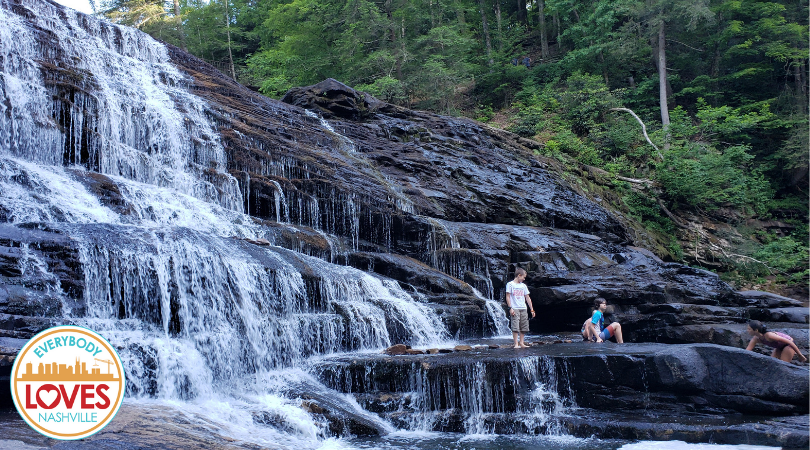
left=0, top=0, right=242, bottom=212
left=0, top=0, right=557, bottom=448
left=425, top=218, right=510, bottom=336
left=0, top=0, right=455, bottom=447
left=313, top=354, right=576, bottom=436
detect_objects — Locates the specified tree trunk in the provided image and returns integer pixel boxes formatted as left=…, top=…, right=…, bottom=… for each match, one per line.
left=495, top=0, right=503, bottom=51
left=398, top=18, right=405, bottom=81
left=598, top=50, right=608, bottom=84
left=538, top=0, right=548, bottom=58
left=224, top=0, right=235, bottom=80
left=795, top=62, right=807, bottom=110
left=479, top=0, right=493, bottom=66
left=516, top=0, right=525, bottom=26
left=657, top=20, right=670, bottom=148
left=385, top=0, right=401, bottom=80
left=173, top=0, right=186, bottom=51
left=554, top=12, right=561, bottom=49
left=711, top=46, right=721, bottom=78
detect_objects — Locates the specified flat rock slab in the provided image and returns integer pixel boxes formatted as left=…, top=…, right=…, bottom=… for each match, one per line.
left=318, top=343, right=809, bottom=416
left=562, top=411, right=809, bottom=449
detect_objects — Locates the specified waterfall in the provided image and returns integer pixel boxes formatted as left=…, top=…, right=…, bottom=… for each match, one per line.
left=314, top=355, right=576, bottom=435
left=269, top=180, right=290, bottom=223
left=69, top=225, right=449, bottom=389
left=0, top=0, right=242, bottom=212
left=0, top=0, right=561, bottom=447
left=0, top=0, right=456, bottom=446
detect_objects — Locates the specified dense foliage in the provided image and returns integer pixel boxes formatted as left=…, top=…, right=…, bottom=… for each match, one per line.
left=99, top=0, right=808, bottom=292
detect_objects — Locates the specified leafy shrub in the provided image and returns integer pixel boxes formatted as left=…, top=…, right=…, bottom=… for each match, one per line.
left=656, top=143, right=772, bottom=212
left=356, top=76, right=405, bottom=103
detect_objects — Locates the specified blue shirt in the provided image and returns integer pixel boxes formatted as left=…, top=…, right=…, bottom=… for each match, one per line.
left=582, top=310, right=604, bottom=333
left=591, top=311, right=604, bottom=331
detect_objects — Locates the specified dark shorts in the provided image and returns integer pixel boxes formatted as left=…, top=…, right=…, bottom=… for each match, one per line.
left=582, top=323, right=615, bottom=341
left=510, top=309, right=529, bottom=333
left=598, top=324, right=615, bottom=341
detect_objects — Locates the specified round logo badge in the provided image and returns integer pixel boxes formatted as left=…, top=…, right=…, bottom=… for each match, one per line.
left=10, top=325, right=125, bottom=439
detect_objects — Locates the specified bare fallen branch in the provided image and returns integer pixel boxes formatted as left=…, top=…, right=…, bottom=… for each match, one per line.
left=616, top=175, right=656, bottom=186
left=656, top=199, right=690, bottom=229
left=609, top=107, right=664, bottom=161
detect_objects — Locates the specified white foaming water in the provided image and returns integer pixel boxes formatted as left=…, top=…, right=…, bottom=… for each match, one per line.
left=0, top=155, right=261, bottom=238
left=0, top=157, right=121, bottom=224
left=0, top=0, right=241, bottom=211
left=67, top=226, right=447, bottom=416
left=305, top=109, right=356, bottom=153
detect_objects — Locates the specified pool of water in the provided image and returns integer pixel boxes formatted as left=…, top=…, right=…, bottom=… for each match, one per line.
left=0, top=406, right=783, bottom=450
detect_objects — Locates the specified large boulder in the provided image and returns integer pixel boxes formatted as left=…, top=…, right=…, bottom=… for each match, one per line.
left=282, top=78, right=386, bottom=120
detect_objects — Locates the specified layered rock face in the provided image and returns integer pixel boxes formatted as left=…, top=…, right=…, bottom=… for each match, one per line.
left=315, top=343, right=809, bottom=446
left=0, top=0, right=807, bottom=447
left=163, top=53, right=807, bottom=349
left=1, top=0, right=803, bottom=349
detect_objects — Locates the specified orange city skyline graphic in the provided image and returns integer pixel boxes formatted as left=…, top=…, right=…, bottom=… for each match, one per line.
left=17, top=357, right=120, bottom=382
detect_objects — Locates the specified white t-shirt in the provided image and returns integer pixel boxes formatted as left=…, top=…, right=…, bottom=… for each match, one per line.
left=506, top=281, right=529, bottom=310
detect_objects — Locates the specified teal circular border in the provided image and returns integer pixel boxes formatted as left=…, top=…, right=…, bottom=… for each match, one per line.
left=10, top=324, right=127, bottom=440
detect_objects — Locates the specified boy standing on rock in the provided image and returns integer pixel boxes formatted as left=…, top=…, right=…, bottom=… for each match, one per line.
left=506, top=267, right=535, bottom=348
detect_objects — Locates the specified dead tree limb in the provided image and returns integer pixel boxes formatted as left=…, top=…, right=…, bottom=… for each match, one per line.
left=609, top=107, right=664, bottom=161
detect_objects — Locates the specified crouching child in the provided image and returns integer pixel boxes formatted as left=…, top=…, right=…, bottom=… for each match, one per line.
left=581, top=298, right=623, bottom=343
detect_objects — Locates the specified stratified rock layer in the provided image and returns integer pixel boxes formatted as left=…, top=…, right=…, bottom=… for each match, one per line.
left=315, top=343, right=809, bottom=447
left=0, top=2, right=807, bottom=446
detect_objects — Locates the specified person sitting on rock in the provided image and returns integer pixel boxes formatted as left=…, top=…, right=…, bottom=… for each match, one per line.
left=745, top=320, right=807, bottom=363
left=581, top=298, right=623, bottom=343
left=506, top=267, right=535, bottom=349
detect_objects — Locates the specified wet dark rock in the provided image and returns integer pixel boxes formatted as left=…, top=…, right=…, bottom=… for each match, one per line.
left=282, top=78, right=386, bottom=120
left=738, top=290, right=805, bottom=308
left=347, top=252, right=474, bottom=296
left=748, top=307, right=808, bottom=324
left=0, top=337, right=24, bottom=408
left=71, top=170, right=134, bottom=216
left=384, top=344, right=408, bottom=355
left=561, top=412, right=809, bottom=449
left=0, top=224, right=85, bottom=314
left=317, top=343, right=809, bottom=418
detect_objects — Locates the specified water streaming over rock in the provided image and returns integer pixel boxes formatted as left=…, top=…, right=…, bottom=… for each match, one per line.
left=0, top=0, right=583, bottom=447
left=314, top=355, right=576, bottom=435
left=0, top=0, right=242, bottom=211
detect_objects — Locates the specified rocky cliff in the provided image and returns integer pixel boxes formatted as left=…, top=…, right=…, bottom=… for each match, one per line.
left=0, top=0, right=806, bottom=447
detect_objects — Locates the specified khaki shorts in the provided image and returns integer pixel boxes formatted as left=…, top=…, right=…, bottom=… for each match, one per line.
left=510, top=309, right=529, bottom=332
